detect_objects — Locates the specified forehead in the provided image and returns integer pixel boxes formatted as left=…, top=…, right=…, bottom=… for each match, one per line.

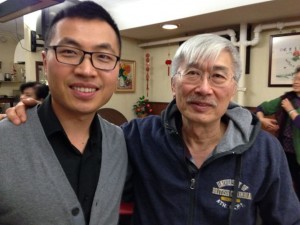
left=51, top=18, right=119, bottom=53
left=185, top=50, right=233, bottom=71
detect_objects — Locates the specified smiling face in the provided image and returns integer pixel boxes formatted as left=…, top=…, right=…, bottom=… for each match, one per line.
left=42, top=18, right=120, bottom=118
left=171, top=50, right=237, bottom=126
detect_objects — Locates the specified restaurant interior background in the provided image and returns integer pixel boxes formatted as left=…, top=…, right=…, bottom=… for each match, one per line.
left=0, top=0, right=300, bottom=120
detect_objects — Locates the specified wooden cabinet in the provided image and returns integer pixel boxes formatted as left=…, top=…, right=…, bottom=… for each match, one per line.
left=0, top=81, right=23, bottom=85
left=0, top=82, right=22, bottom=108
left=0, top=96, right=16, bottom=107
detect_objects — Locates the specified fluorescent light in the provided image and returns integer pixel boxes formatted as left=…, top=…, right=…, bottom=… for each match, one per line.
left=0, top=0, right=7, bottom=4
left=162, top=24, right=179, bottom=30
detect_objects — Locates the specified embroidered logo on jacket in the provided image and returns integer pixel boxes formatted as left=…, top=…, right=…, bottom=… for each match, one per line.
left=212, top=179, right=252, bottom=210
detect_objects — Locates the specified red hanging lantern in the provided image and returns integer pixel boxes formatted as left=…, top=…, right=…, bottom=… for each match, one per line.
left=165, top=52, right=172, bottom=76
left=145, top=53, right=150, bottom=97
left=165, top=59, right=172, bottom=76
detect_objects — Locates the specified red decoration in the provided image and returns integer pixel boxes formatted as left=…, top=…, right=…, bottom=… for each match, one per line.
left=145, top=52, right=150, bottom=97
left=165, top=59, right=172, bottom=76
left=165, top=52, right=172, bottom=76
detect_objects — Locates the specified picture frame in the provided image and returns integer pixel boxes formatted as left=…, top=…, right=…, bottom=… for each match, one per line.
left=268, top=32, right=300, bottom=87
left=35, top=61, right=46, bottom=83
left=116, top=59, right=136, bottom=93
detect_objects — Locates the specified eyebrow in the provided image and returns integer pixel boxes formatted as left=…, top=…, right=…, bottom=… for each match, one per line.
left=53, top=38, right=117, bottom=54
left=212, top=65, right=230, bottom=72
left=185, top=64, right=230, bottom=73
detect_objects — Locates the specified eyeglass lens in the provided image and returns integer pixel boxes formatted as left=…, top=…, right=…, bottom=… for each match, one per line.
left=54, top=46, right=119, bottom=70
left=178, top=68, right=233, bottom=87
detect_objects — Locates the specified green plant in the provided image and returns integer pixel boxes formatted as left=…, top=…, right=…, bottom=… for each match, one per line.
left=133, top=96, right=153, bottom=116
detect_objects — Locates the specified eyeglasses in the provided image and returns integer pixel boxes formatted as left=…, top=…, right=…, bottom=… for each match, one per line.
left=175, top=68, right=235, bottom=88
left=46, top=45, right=120, bottom=71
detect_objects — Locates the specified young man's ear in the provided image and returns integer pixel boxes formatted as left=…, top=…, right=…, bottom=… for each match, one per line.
left=42, top=51, right=48, bottom=79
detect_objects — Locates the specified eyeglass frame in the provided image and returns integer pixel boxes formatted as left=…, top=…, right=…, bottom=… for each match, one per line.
left=45, top=45, right=120, bottom=71
left=174, top=67, right=236, bottom=88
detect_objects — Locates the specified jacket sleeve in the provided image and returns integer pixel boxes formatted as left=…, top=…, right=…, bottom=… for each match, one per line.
left=121, top=160, right=134, bottom=202
left=120, top=122, right=135, bottom=203
left=256, top=97, right=282, bottom=115
left=258, top=137, right=300, bottom=224
left=292, top=115, right=300, bottom=128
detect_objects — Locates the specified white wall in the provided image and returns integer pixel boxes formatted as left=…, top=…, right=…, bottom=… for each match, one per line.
left=23, top=23, right=43, bottom=82
left=103, top=37, right=145, bottom=120
left=245, top=27, right=300, bottom=107
left=144, top=45, right=176, bottom=102
left=0, top=36, right=17, bottom=73
left=0, top=35, right=20, bottom=96
left=104, top=40, right=178, bottom=120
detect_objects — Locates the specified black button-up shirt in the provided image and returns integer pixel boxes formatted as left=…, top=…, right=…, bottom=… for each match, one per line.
left=38, top=96, right=102, bottom=224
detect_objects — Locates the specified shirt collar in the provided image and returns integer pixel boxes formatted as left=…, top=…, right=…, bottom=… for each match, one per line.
left=38, top=95, right=101, bottom=142
left=38, top=95, right=62, bottom=137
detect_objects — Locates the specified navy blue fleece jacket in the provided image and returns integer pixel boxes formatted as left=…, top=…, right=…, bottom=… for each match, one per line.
left=122, top=99, right=300, bottom=225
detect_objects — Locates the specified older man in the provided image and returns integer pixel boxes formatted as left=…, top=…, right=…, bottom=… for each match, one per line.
left=121, top=34, right=300, bottom=225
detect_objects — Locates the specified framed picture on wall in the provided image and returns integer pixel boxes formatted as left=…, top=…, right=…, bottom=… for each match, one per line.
left=35, top=61, right=46, bottom=83
left=268, top=32, right=300, bottom=87
left=116, top=59, right=136, bottom=93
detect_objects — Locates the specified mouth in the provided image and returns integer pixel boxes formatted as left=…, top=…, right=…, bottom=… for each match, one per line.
left=186, top=95, right=217, bottom=107
left=71, top=86, right=97, bottom=93
left=190, top=101, right=209, bottom=106
left=188, top=99, right=217, bottom=108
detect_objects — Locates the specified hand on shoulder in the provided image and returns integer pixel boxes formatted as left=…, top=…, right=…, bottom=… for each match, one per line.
left=5, top=98, right=39, bottom=125
left=0, top=113, right=6, bottom=121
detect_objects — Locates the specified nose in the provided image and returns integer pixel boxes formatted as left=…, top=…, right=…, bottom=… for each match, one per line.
left=194, top=76, right=214, bottom=93
left=76, top=54, right=97, bottom=75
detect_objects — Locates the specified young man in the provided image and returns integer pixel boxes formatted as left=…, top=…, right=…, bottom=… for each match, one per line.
left=0, top=2, right=127, bottom=225
left=6, top=35, right=300, bottom=224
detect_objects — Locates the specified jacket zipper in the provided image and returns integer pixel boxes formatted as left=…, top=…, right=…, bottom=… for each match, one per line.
left=169, top=127, right=198, bottom=225
left=187, top=174, right=197, bottom=225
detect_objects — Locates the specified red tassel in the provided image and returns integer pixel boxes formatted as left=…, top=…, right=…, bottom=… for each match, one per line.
left=146, top=52, right=150, bottom=97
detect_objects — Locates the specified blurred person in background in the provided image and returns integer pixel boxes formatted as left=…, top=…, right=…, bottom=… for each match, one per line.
left=256, top=66, right=300, bottom=201
left=19, top=81, right=40, bottom=101
left=34, top=83, right=50, bottom=102
left=0, top=82, right=49, bottom=121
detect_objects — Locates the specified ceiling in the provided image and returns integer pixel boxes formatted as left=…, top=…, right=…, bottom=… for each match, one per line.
left=0, top=0, right=300, bottom=44
left=121, top=0, right=300, bottom=43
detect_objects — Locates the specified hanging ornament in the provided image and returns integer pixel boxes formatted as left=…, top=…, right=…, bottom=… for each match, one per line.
left=11, top=64, right=17, bottom=81
left=165, top=52, right=172, bottom=76
left=145, top=52, right=150, bottom=97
